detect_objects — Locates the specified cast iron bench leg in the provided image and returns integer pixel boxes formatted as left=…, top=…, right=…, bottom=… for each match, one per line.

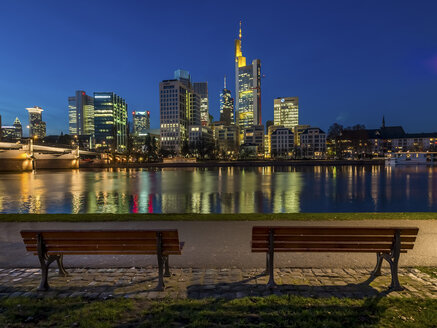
left=381, top=230, right=403, bottom=291
left=371, top=252, right=383, bottom=277
left=164, top=255, right=171, bottom=277
left=267, top=229, right=276, bottom=289
left=37, top=234, right=61, bottom=291
left=56, top=254, right=68, bottom=277
left=156, top=232, right=165, bottom=291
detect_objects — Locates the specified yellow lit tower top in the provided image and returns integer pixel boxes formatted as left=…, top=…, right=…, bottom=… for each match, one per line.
left=235, top=21, right=246, bottom=67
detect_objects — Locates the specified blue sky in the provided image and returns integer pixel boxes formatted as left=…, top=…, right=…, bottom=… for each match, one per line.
left=0, top=0, right=436, bottom=135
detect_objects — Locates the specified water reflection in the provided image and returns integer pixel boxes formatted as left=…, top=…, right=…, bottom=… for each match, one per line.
left=0, top=165, right=436, bottom=214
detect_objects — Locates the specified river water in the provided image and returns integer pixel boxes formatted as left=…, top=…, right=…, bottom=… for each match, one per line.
left=0, top=165, right=436, bottom=214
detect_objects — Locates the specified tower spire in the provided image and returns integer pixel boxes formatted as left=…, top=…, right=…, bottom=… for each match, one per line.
left=239, top=20, right=242, bottom=40
left=382, top=115, right=386, bottom=128
left=224, top=76, right=227, bottom=89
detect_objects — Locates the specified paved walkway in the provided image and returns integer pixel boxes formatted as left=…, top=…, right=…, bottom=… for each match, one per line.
left=0, top=267, right=436, bottom=300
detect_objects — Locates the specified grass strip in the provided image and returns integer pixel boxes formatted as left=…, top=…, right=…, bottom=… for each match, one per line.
left=0, top=296, right=436, bottom=328
left=0, top=212, right=436, bottom=222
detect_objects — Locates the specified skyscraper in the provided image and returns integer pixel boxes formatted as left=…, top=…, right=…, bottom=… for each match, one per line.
left=160, top=70, right=201, bottom=153
left=68, top=90, right=94, bottom=136
left=93, top=92, right=128, bottom=152
left=13, top=117, right=22, bottom=140
left=235, top=22, right=261, bottom=141
left=274, top=97, right=299, bottom=129
left=220, top=76, right=234, bottom=126
left=133, top=111, right=150, bottom=135
left=26, top=106, right=46, bottom=139
left=193, top=82, right=209, bottom=126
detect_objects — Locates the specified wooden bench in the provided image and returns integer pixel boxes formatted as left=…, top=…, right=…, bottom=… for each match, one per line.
left=20, top=230, right=184, bottom=291
left=251, top=226, right=419, bottom=291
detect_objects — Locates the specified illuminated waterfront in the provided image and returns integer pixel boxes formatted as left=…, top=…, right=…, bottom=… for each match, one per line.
left=0, top=165, right=436, bottom=214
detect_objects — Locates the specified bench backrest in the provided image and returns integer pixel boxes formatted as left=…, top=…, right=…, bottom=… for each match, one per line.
left=252, top=226, right=419, bottom=253
left=21, top=230, right=182, bottom=256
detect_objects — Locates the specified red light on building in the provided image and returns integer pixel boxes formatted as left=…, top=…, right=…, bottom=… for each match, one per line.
left=147, top=111, right=150, bottom=115
left=82, top=92, right=85, bottom=95
left=132, top=111, right=135, bottom=115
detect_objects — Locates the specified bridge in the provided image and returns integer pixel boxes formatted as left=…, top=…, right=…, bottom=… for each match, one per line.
left=0, top=142, right=100, bottom=171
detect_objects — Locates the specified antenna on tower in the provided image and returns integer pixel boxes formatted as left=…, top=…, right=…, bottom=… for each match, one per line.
left=239, top=21, right=242, bottom=40
left=224, top=76, right=227, bottom=89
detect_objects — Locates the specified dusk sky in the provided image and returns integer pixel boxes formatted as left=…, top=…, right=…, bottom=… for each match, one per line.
left=1, top=0, right=436, bottom=135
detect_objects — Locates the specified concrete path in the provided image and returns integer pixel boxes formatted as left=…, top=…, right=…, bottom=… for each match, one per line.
left=0, top=267, right=436, bottom=300
left=1, top=220, right=437, bottom=268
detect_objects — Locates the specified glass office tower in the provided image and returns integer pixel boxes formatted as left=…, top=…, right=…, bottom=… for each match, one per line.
left=94, top=92, right=128, bottom=152
left=273, top=97, right=299, bottom=129
left=235, top=22, right=261, bottom=142
left=68, top=90, right=94, bottom=136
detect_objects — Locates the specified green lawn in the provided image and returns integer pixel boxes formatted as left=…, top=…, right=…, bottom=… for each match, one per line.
left=0, top=212, right=436, bottom=222
left=0, top=296, right=436, bottom=328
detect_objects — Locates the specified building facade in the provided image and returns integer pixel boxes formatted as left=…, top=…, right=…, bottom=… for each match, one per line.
left=133, top=111, right=150, bottom=135
left=68, top=90, right=94, bottom=136
left=193, top=82, right=209, bottom=126
left=243, top=124, right=264, bottom=153
left=235, top=22, right=261, bottom=141
left=274, top=97, right=299, bottom=129
left=270, top=127, right=294, bottom=158
left=212, top=122, right=239, bottom=156
left=300, top=127, right=327, bottom=158
left=160, top=70, right=201, bottom=154
left=26, top=106, right=46, bottom=139
left=93, top=92, right=128, bottom=152
left=219, top=76, right=234, bottom=126
left=1, top=117, right=22, bottom=142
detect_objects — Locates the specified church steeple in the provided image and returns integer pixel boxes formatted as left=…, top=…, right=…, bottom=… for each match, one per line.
left=382, top=115, right=386, bottom=128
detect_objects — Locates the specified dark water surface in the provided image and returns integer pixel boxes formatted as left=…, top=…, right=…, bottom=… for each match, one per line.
left=0, top=165, right=436, bottom=214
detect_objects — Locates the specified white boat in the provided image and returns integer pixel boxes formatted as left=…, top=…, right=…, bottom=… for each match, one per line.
left=385, top=152, right=437, bottom=166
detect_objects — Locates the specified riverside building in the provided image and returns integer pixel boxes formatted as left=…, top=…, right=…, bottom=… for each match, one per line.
left=160, top=70, right=201, bottom=154
left=274, top=97, right=299, bottom=130
left=193, top=82, right=209, bottom=126
left=68, top=90, right=94, bottom=136
left=93, top=92, right=128, bottom=152
left=26, top=106, right=46, bottom=139
left=133, top=111, right=150, bottom=135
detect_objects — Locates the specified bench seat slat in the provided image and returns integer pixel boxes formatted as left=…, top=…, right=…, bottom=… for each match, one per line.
left=40, top=251, right=181, bottom=255
left=252, top=227, right=419, bottom=236
left=251, top=236, right=416, bottom=243
left=23, top=238, right=181, bottom=246
left=26, top=245, right=181, bottom=252
left=21, top=230, right=179, bottom=240
left=252, top=242, right=414, bottom=250
left=252, top=248, right=408, bottom=253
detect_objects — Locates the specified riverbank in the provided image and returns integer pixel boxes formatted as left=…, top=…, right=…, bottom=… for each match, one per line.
left=81, top=159, right=385, bottom=169
left=1, top=212, right=436, bottom=222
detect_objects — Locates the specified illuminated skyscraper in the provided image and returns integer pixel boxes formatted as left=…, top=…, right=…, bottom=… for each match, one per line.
left=219, top=76, right=234, bottom=125
left=94, top=92, right=128, bottom=152
left=235, top=21, right=261, bottom=141
left=160, top=70, right=201, bottom=153
left=68, top=90, right=94, bottom=136
left=132, top=111, right=150, bottom=135
left=193, top=82, right=209, bottom=126
left=273, top=97, right=299, bottom=129
left=26, top=106, right=46, bottom=139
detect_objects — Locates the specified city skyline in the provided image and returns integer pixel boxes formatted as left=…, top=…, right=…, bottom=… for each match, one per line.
left=1, top=1, right=437, bottom=135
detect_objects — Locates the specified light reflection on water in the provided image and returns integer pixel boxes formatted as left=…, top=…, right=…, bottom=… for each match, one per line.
left=0, top=165, right=436, bottom=214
